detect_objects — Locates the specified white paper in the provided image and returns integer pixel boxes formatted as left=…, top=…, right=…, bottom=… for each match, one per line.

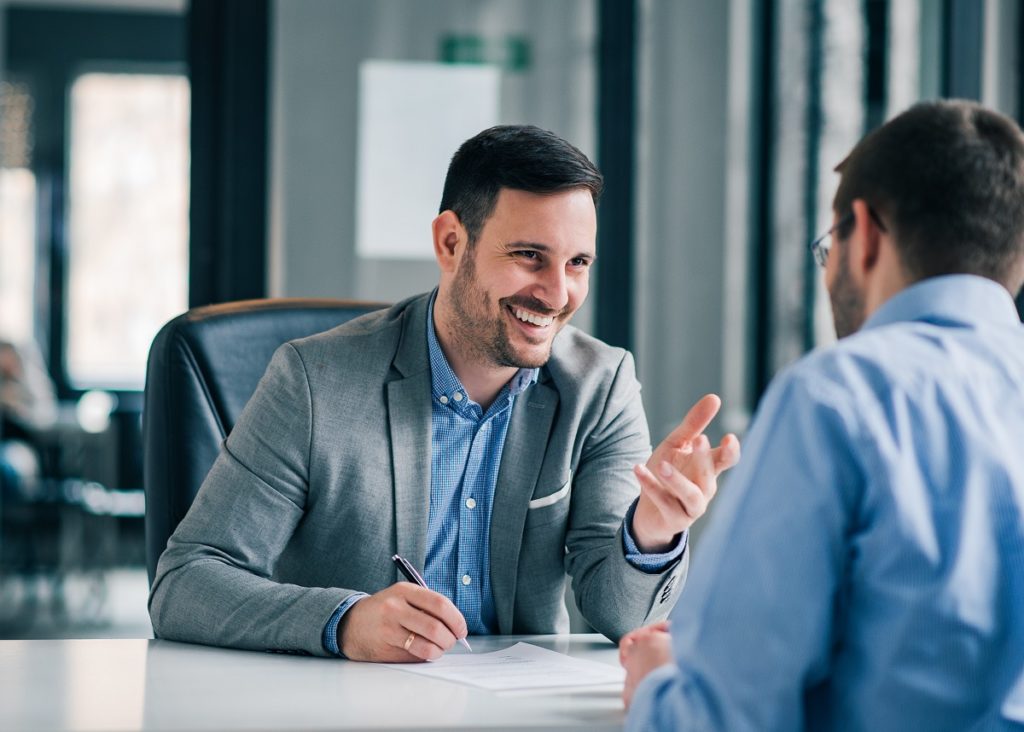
left=381, top=642, right=626, bottom=692
left=355, top=60, right=501, bottom=260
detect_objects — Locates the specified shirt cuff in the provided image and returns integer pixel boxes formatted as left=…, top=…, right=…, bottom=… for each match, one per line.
left=622, top=498, right=688, bottom=572
left=322, top=593, right=369, bottom=657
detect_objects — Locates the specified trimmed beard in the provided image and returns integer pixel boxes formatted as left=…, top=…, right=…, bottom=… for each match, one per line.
left=829, top=250, right=867, bottom=339
left=446, top=249, right=558, bottom=369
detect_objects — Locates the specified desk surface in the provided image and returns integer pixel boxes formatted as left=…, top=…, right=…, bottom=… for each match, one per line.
left=0, top=634, right=626, bottom=732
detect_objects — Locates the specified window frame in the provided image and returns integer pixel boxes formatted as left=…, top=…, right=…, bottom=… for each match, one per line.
left=3, top=6, right=186, bottom=399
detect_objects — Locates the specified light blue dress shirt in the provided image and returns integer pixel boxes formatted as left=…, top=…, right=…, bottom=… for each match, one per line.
left=422, top=298, right=538, bottom=634
left=323, top=293, right=684, bottom=653
left=627, top=275, right=1024, bottom=731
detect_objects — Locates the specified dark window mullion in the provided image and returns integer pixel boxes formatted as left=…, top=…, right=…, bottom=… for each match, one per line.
left=595, top=0, right=637, bottom=351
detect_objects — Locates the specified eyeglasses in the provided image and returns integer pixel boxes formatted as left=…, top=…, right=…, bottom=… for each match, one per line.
left=808, top=207, right=887, bottom=268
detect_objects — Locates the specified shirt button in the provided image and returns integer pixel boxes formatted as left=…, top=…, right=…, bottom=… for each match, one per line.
left=439, top=395, right=449, bottom=405
left=466, top=497, right=477, bottom=509
left=462, top=574, right=472, bottom=586
left=453, top=392, right=464, bottom=402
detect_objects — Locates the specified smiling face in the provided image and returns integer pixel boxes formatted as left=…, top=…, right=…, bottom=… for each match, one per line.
left=436, top=187, right=597, bottom=374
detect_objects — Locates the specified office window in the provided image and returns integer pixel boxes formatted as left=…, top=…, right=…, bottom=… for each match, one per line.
left=0, top=168, right=37, bottom=345
left=0, top=80, right=37, bottom=345
left=66, top=72, right=189, bottom=389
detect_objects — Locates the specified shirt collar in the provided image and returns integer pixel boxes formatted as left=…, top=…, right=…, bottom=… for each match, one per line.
left=426, top=291, right=539, bottom=409
left=862, top=274, right=1020, bottom=332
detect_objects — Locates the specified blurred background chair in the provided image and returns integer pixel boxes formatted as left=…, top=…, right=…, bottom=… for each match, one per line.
left=142, top=298, right=387, bottom=585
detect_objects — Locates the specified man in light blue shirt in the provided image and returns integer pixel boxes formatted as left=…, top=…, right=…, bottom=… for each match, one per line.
left=622, top=100, right=1024, bottom=730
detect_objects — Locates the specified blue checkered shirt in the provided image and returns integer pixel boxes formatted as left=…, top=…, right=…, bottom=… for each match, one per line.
left=323, top=293, right=684, bottom=654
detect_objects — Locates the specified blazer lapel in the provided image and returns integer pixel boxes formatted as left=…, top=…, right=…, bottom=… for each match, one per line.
left=490, top=379, right=559, bottom=633
left=387, top=295, right=432, bottom=576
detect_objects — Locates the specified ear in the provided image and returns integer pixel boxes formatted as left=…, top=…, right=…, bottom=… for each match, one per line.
left=849, top=198, right=884, bottom=276
left=432, top=210, right=466, bottom=275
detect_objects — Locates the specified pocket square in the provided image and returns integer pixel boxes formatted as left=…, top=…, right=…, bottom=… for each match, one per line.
left=528, top=473, right=572, bottom=509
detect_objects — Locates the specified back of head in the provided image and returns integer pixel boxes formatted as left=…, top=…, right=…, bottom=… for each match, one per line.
left=833, top=100, right=1024, bottom=294
left=439, top=125, right=603, bottom=245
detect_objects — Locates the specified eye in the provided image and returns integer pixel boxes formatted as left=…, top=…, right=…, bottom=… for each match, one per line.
left=513, top=250, right=540, bottom=261
left=569, top=257, right=592, bottom=268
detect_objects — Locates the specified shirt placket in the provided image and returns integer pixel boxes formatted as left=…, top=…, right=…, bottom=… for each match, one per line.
left=455, top=412, right=491, bottom=627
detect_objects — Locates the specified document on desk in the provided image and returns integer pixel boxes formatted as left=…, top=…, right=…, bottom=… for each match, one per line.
left=381, top=642, right=625, bottom=693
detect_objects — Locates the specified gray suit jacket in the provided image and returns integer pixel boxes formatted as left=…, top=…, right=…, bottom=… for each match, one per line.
left=149, top=293, right=685, bottom=656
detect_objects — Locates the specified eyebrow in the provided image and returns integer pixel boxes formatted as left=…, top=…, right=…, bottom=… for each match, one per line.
left=504, top=241, right=597, bottom=262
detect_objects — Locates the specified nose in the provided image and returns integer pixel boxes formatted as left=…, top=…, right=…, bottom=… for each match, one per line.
left=534, top=263, right=570, bottom=312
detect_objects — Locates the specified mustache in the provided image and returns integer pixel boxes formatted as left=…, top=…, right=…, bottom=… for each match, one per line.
left=499, top=295, right=570, bottom=319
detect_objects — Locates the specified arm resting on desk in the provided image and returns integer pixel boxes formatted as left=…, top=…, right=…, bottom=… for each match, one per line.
left=149, top=344, right=359, bottom=658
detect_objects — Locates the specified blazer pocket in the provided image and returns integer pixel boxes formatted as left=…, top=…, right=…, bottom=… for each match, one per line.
left=525, top=474, right=572, bottom=529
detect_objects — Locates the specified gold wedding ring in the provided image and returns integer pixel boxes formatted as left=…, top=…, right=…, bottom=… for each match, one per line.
left=403, top=632, right=416, bottom=651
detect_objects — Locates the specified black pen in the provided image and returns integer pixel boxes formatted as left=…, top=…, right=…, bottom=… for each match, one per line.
left=392, top=553, right=473, bottom=652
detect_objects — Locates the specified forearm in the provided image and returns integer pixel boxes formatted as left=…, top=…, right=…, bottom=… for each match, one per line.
left=148, top=433, right=349, bottom=656
left=149, top=551, right=352, bottom=657
left=567, top=524, right=687, bottom=641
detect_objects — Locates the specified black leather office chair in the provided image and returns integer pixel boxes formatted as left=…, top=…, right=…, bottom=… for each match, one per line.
left=142, top=298, right=387, bottom=585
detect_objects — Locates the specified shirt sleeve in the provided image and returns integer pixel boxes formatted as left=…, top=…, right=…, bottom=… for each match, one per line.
left=321, top=593, right=369, bottom=657
left=626, top=663, right=694, bottom=731
left=621, top=498, right=687, bottom=571
left=626, top=365, right=866, bottom=731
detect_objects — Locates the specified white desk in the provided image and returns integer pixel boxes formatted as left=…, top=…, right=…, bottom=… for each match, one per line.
left=0, top=634, right=626, bottom=731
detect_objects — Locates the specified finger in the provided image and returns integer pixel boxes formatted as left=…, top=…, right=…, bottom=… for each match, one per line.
left=711, top=433, right=741, bottom=474
left=398, top=628, right=447, bottom=662
left=635, top=463, right=691, bottom=520
left=400, top=606, right=458, bottom=655
left=621, top=620, right=671, bottom=663
left=403, top=584, right=470, bottom=641
left=660, top=394, right=722, bottom=448
left=657, top=461, right=708, bottom=516
left=373, top=621, right=432, bottom=663
left=669, top=468, right=709, bottom=518
left=681, top=442, right=718, bottom=495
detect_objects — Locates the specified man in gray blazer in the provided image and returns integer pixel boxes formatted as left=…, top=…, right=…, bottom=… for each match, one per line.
left=149, top=125, right=739, bottom=661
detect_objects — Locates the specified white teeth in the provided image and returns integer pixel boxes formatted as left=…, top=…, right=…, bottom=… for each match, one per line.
left=514, top=308, right=555, bottom=327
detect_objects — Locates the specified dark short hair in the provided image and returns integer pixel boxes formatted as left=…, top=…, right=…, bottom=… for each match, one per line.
left=833, top=99, right=1024, bottom=293
left=439, top=125, right=603, bottom=245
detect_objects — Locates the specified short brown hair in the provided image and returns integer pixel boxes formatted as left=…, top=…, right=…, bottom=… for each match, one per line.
left=439, top=125, right=603, bottom=247
left=833, top=100, right=1024, bottom=294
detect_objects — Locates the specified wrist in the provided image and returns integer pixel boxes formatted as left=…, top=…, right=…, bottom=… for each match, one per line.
left=337, top=607, right=355, bottom=656
left=631, top=497, right=678, bottom=553
left=634, top=531, right=678, bottom=554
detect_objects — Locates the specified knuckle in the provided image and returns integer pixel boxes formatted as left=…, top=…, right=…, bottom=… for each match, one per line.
left=383, top=596, right=402, bottom=613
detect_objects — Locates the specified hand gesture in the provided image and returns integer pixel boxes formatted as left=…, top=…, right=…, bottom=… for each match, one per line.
left=631, top=394, right=740, bottom=552
left=338, top=582, right=469, bottom=662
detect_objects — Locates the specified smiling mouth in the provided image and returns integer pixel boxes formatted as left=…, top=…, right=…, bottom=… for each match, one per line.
left=509, top=305, right=556, bottom=328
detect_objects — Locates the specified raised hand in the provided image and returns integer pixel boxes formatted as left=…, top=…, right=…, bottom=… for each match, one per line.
left=631, top=394, right=740, bottom=552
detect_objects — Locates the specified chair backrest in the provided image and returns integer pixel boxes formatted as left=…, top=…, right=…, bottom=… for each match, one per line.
left=142, top=298, right=387, bottom=584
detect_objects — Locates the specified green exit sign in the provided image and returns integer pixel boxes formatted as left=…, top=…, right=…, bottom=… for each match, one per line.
left=440, top=35, right=532, bottom=72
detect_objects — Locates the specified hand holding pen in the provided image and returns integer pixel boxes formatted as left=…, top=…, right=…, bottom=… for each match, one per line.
left=335, top=557, right=471, bottom=662
left=392, top=554, right=472, bottom=652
